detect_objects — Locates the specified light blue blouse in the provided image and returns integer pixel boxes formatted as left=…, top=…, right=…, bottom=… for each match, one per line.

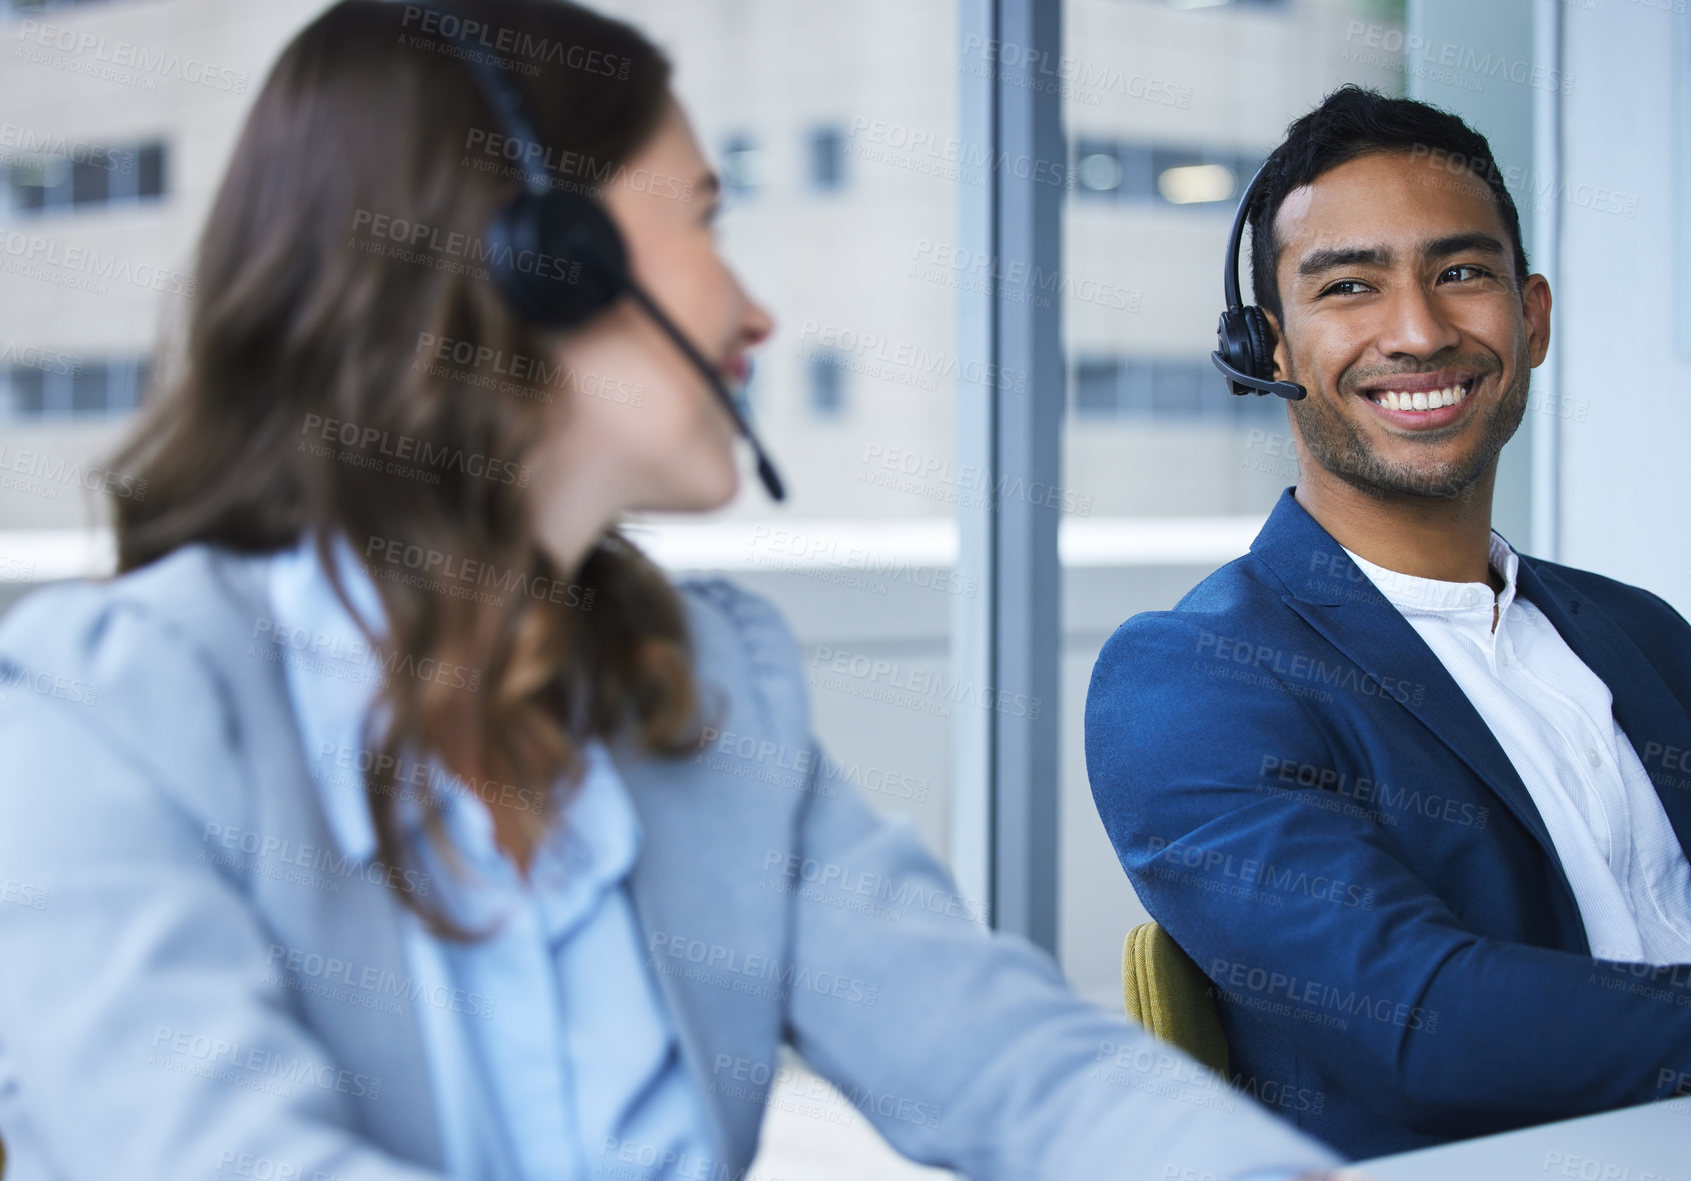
left=266, top=531, right=711, bottom=1181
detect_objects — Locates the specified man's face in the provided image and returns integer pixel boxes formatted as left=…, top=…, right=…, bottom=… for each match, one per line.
left=1266, top=149, right=1551, bottom=500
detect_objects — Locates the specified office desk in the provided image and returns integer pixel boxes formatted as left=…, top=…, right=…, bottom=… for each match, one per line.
left=1361, top=1096, right=1691, bottom=1179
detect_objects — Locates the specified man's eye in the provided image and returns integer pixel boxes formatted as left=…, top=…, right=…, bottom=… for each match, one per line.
left=1441, top=264, right=1490, bottom=283
left=1320, top=279, right=1371, bottom=297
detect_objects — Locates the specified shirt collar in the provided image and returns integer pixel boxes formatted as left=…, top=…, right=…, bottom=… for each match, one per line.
left=1341, top=532, right=1520, bottom=621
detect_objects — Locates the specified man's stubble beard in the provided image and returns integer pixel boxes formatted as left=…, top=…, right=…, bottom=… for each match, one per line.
left=1286, top=355, right=1530, bottom=502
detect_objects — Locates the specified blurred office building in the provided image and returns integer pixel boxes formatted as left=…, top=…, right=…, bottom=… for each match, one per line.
left=0, top=0, right=1399, bottom=531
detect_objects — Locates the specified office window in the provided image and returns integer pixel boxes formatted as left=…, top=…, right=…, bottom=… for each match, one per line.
left=737, top=358, right=761, bottom=417
left=1151, top=146, right=1232, bottom=205
left=6, top=154, right=64, bottom=213
left=1074, top=139, right=1157, bottom=199
left=5, top=365, right=46, bottom=417
left=5, top=0, right=122, bottom=11
left=1073, top=357, right=1122, bottom=413
left=805, top=125, right=846, bottom=192
left=1118, top=358, right=1153, bottom=413
left=2, top=357, right=149, bottom=420
left=136, top=142, right=165, bottom=198
left=804, top=350, right=846, bottom=418
left=719, top=133, right=761, bottom=198
left=2, top=138, right=168, bottom=216
left=1074, top=140, right=1124, bottom=195
left=1150, top=357, right=1205, bottom=414
left=1070, top=139, right=1261, bottom=207
left=70, top=153, right=109, bottom=207
left=1071, top=354, right=1282, bottom=422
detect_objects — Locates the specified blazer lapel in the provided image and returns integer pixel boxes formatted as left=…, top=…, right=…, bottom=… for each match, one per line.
left=1253, top=491, right=1581, bottom=918
left=611, top=735, right=773, bottom=1175
left=206, top=549, right=448, bottom=1168
left=1517, top=559, right=1691, bottom=855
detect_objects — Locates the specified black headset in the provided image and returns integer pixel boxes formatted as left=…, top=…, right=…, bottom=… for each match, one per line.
left=402, top=0, right=786, bottom=500
left=1212, top=162, right=1306, bottom=402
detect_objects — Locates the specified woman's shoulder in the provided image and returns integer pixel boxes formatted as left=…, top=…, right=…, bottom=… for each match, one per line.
left=0, top=542, right=272, bottom=796
left=673, top=576, right=810, bottom=743
left=0, top=540, right=267, bottom=664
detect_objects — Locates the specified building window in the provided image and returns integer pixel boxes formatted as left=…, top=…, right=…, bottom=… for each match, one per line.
left=2, top=138, right=169, bottom=217
left=1070, top=354, right=1281, bottom=421
left=1, top=356, right=149, bottom=420
left=1071, top=138, right=1262, bottom=208
left=1073, top=358, right=1124, bottom=414
left=720, top=134, right=762, bottom=198
left=136, top=142, right=165, bottom=197
left=806, top=125, right=846, bottom=192
left=1152, top=0, right=1288, bottom=8
left=6, top=366, right=46, bottom=417
left=1074, top=140, right=1155, bottom=199
left=6, top=0, right=124, bottom=11
left=806, top=350, right=847, bottom=418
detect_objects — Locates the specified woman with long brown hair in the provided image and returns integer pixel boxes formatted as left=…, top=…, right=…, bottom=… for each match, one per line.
left=0, top=3, right=1343, bottom=1179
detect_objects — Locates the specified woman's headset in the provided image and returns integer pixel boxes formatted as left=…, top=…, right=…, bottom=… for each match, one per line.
left=1211, top=161, right=1307, bottom=402
left=401, top=0, right=786, bottom=499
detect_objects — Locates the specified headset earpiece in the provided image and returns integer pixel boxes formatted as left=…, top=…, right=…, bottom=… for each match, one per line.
left=1215, top=305, right=1275, bottom=395
left=1212, top=163, right=1306, bottom=401
left=488, top=189, right=629, bottom=329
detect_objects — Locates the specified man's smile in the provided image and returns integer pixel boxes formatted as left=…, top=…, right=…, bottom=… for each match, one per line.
left=1348, top=368, right=1485, bottom=430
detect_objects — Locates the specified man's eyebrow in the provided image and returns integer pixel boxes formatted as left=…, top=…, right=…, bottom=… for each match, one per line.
left=1297, top=244, right=1392, bottom=278
left=1421, top=231, right=1508, bottom=261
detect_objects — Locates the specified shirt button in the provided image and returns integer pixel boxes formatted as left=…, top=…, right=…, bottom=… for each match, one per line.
left=1586, top=748, right=1602, bottom=769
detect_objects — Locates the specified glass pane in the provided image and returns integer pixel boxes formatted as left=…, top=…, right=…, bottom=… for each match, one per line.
left=6, top=367, right=46, bottom=418
left=805, top=350, right=847, bottom=418
left=719, top=133, right=762, bottom=197
left=137, top=142, right=166, bottom=199
left=596, top=2, right=971, bottom=1176
left=71, top=156, right=109, bottom=206
left=69, top=361, right=108, bottom=415
left=7, top=155, right=61, bottom=213
left=806, top=125, right=847, bottom=191
left=1057, top=0, right=1410, bottom=1014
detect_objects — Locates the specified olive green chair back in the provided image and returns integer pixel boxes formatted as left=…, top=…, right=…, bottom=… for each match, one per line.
left=1121, top=921, right=1230, bottom=1077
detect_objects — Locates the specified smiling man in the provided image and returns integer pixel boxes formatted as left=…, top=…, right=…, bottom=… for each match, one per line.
left=1085, top=86, right=1691, bottom=1159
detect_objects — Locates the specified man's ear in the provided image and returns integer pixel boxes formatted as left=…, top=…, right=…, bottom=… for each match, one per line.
left=1262, top=307, right=1292, bottom=382
left=1522, top=273, right=1553, bottom=368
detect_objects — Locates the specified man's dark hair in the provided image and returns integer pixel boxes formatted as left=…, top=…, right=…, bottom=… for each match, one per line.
left=1247, top=84, right=1530, bottom=323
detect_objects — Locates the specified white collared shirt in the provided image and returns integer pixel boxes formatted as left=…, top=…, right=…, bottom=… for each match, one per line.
left=1342, top=533, right=1691, bottom=964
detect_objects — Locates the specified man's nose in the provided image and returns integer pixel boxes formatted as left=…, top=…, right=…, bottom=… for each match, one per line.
left=1373, top=281, right=1460, bottom=360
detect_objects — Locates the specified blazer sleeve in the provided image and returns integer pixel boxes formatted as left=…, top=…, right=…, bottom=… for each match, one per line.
left=0, top=598, right=445, bottom=1181
left=702, top=582, right=1344, bottom=1181
left=1084, top=611, right=1691, bottom=1140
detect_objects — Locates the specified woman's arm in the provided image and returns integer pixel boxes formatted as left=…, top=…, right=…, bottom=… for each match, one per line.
left=775, top=754, right=1345, bottom=1181
left=0, top=608, right=447, bottom=1181
left=687, top=577, right=1344, bottom=1181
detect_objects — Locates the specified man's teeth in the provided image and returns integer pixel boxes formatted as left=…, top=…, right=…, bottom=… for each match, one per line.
left=1373, top=384, right=1469, bottom=411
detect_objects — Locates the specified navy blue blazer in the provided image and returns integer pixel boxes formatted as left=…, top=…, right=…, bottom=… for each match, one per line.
left=1085, top=488, right=1691, bottom=1160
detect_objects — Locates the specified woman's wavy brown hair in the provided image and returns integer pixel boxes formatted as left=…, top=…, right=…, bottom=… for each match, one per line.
left=107, top=0, right=704, bottom=936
